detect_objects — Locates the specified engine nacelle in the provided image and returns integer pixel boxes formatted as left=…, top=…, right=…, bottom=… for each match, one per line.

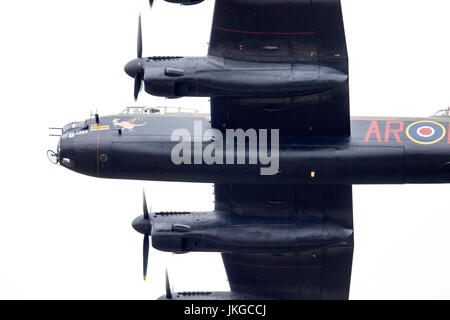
left=145, top=211, right=353, bottom=254
left=144, top=79, right=195, bottom=99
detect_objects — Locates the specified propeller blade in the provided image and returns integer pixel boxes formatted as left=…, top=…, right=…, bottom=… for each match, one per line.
left=149, top=0, right=154, bottom=9
left=137, top=14, right=143, bottom=59
left=143, top=190, right=149, bottom=220
left=134, top=73, right=143, bottom=101
left=143, top=234, right=149, bottom=280
left=165, top=269, right=172, bottom=299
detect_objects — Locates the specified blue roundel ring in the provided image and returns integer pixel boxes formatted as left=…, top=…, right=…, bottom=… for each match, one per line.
left=406, top=121, right=446, bottom=145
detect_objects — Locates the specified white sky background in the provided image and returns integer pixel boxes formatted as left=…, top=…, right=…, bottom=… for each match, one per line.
left=0, top=0, right=450, bottom=299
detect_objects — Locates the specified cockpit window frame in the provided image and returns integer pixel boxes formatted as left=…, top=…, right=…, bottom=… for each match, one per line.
left=119, top=106, right=202, bottom=116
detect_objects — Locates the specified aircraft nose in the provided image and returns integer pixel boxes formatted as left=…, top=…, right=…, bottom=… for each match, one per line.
left=57, top=125, right=100, bottom=177
left=125, top=59, right=143, bottom=78
left=132, top=215, right=152, bottom=235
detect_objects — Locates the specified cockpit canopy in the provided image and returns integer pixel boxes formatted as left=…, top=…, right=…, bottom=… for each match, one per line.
left=62, top=121, right=88, bottom=134
left=120, top=106, right=161, bottom=115
left=120, top=106, right=202, bottom=115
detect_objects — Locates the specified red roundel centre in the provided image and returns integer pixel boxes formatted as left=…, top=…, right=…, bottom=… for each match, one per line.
left=418, top=127, right=433, bottom=136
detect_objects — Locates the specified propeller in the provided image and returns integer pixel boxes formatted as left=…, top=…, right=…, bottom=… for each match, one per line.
left=165, top=269, right=173, bottom=299
left=137, top=14, right=143, bottom=59
left=125, top=14, right=145, bottom=101
left=134, top=73, right=143, bottom=102
left=143, top=189, right=149, bottom=219
left=132, top=190, right=153, bottom=280
left=142, top=190, right=151, bottom=280
left=142, top=190, right=150, bottom=280
left=143, top=232, right=149, bottom=280
left=134, top=14, right=143, bottom=101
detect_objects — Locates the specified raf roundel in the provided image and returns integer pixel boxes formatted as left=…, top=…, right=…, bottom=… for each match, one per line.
left=406, top=121, right=446, bottom=145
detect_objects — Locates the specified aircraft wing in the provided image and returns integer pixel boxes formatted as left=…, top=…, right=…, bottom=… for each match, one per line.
left=208, top=0, right=348, bottom=68
left=209, top=0, right=350, bottom=137
left=209, top=0, right=353, bottom=299
left=215, top=184, right=354, bottom=299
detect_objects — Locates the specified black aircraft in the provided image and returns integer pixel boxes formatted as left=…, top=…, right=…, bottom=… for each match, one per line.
left=49, top=0, right=450, bottom=299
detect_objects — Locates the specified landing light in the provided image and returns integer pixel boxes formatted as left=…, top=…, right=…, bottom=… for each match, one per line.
left=61, top=158, right=75, bottom=168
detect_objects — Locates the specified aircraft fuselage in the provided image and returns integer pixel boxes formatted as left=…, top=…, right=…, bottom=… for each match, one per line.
left=57, top=112, right=450, bottom=185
